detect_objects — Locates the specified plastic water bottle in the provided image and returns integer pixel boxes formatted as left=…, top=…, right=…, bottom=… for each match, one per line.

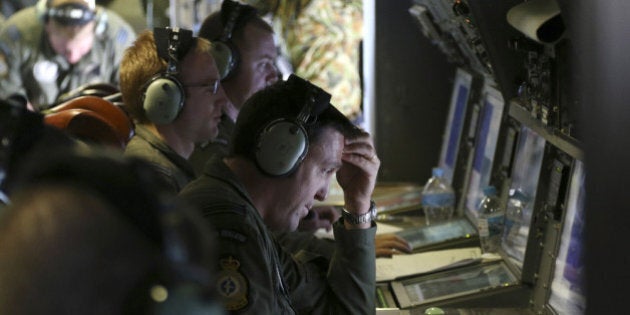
left=477, top=186, right=505, bottom=253
left=503, top=189, right=528, bottom=248
left=421, top=167, right=455, bottom=225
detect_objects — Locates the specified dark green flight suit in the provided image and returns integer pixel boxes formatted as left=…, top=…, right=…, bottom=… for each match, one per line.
left=188, top=114, right=338, bottom=260
left=189, top=113, right=234, bottom=175
left=179, top=157, right=376, bottom=314
left=0, top=6, right=135, bottom=111
left=124, top=125, right=196, bottom=195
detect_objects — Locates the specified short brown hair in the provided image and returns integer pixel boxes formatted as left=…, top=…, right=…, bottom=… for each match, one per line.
left=119, top=30, right=213, bottom=123
left=230, top=76, right=361, bottom=162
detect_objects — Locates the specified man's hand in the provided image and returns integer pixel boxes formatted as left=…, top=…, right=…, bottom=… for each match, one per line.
left=336, top=131, right=380, bottom=229
left=375, top=233, right=412, bottom=258
left=298, top=206, right=341, bottom=232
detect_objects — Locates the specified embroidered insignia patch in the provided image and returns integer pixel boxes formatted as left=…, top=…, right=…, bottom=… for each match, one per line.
left=217, top=256, right=248, bottom=311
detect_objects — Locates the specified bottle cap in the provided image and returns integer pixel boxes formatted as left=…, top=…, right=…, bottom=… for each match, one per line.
left=432, top=167, right=444, bottom=178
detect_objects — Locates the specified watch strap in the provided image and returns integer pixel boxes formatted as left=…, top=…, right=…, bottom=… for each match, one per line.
left=341, top=200, right=376, bottom=225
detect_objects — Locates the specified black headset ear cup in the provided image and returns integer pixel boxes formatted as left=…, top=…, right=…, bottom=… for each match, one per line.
left=255, top=119, right=308, bottom=177
left=215, top=0, right=249, bottom=81
left=142, top=74, right=185, bottom=125
left=212, top=40, right=239, bottom=81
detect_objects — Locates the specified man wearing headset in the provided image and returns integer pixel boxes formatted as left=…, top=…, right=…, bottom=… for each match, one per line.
left=189, top=0, right=411, bottom=257
left=121, top=28, right=229, bottom=194
left=0, top=149, right=224, bottom=314
left=0, top=0, right=136, bottom=111
left=188, top=0, right=279, bottom=174
left=179, top=75, right=378, bottom=314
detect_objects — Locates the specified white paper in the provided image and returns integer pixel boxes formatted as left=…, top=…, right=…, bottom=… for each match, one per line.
left=376, top=222, right=404, bottom=235
left=376, top=247, right=494, bottom=282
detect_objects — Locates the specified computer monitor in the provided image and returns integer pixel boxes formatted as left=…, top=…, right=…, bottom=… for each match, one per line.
left=438, top=68, right=474, bottom=183
left=548, top=160, right=586, bottom=314
left=500, top=126, right=546, bottom=269
left=463, top=83, right=505, bottom=219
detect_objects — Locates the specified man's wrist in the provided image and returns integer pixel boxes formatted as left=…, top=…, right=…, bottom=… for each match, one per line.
left=341, top=200, right=376, bottom=225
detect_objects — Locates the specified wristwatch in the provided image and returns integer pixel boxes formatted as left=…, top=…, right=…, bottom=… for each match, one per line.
left=342, top=200, right=377, bottom=225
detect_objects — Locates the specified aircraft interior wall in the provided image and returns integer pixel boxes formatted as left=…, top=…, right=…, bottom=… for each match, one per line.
left=373, top=0, right=630, bottom=313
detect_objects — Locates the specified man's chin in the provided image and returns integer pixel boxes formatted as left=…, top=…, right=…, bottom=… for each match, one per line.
left=285, top=220, right=303, bottom=233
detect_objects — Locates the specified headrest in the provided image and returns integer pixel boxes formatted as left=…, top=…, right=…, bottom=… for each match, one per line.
left=45, top=96, right=135, bottom=149
left=44, top=108, right=122, bottom=148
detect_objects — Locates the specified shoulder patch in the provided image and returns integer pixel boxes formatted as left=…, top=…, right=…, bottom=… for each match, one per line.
left=217, top=256, right=249, bottom=311
left=219, top=229, right=247, bottom=243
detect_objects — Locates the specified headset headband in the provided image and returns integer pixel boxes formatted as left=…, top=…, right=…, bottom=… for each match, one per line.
left=154, top=27, right=194, bottom=75
left=47, top=2, right=95, bottom=25
left=286, top=74, right=331, bottom=121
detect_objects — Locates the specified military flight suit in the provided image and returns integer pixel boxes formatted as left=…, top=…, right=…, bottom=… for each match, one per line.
left=124, top=125, right=196, bottom=195
left=179, top=157, right=376, bottom=314
left=0, top=6, right=135, bottom=111
left=187, top=114, right=338, bottom=260
left=189, top=113, right=234, bottom=175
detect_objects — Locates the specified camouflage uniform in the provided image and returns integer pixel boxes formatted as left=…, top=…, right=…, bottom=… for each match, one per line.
left=0, top=6, right=135, bottom=111
left=246, top=0, right=364, bottom=119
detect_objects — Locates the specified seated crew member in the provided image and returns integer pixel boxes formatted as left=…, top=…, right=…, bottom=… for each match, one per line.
left=189, top=0, right=411, bottom=257
left=121, top=28, right=229, bottom=193
left=179, top=75, right=378, bottom=313
left=0, top=0, right=136, bottom=111
left=0, top=149, right=224, bottom=314
left=0, top=95, right=81, bottom=207
left=189, top=0, right=279, bottom=172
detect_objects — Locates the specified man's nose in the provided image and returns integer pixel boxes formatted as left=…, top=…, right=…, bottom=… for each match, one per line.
left=266, top=64, right=279, bottom=85
left=315, top=185, right=329, bottom=202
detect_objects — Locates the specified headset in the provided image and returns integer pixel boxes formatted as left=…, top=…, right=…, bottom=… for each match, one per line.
left=212, top=0, right=257, bottom=81
left=254, top=74, right=331, bottom=177
left=36, top=0, right=107, bottom=36
left=11, top=150, right=222, bottom=314
left=142, top=27, right=194, bottom=125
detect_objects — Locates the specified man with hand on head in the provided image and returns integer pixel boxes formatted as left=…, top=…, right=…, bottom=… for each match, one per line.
left=189, top=0, right=410, bottom=257
left=179, top=75, right=378, bottom=314
left=190, top=0, right=343, bottom=233
left=0, top=0, right=136, bottom=111
left=121, top=27, right=229, bottom=194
